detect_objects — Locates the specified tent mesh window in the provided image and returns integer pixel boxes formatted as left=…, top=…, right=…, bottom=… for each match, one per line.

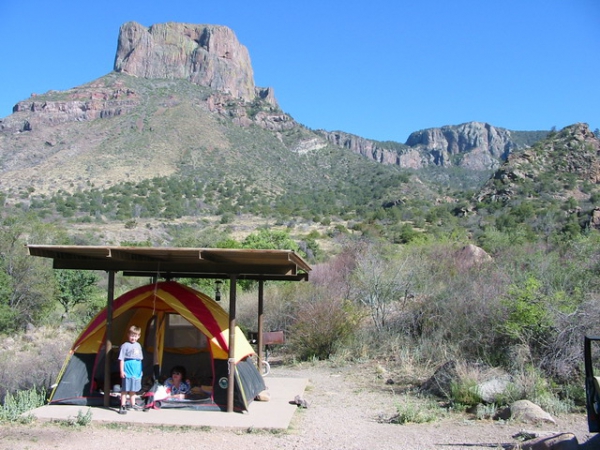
left=165, top=314, right=208, bottom=349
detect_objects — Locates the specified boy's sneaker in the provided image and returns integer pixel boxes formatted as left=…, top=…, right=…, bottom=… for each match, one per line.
left=118, top=406, right=127, bottom=415
left=131, top=404, right=143, bottom=411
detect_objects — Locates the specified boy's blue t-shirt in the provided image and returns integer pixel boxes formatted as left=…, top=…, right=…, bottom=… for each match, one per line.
left=118, top=341, right=143, bottom=379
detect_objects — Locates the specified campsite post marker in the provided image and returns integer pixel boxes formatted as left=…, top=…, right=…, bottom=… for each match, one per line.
left=227, top=275, right=237, bottom=412
left=103, top=271, right=115, bottom=407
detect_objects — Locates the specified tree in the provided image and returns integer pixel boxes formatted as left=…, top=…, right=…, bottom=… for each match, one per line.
left=349, top=242, right=414, bottom=331
left=55, top=269, right=99, bottom=316
left=0, top=214, right=56, bottom=331
left=242, top=229, right=300, bottom=252
left=499, top=276, right=554, bottom=365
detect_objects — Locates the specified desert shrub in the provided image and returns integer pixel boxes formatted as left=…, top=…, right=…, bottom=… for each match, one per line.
left=493, top=364, right=575, bottom=414
left=450, top=378, right=482, bottom=408
left=242, top=229, right=299, bottom=253
left=498, top=277, right=553, bottom=354
left=0, top=304, right=19, bottom=334
left=0, top=387, right=46, bottom=423
left=0, top=214, right=70, bottom=333
left=65, top=408, right=93, bottom=427
left=67, top=292, right=106, bottom=328
left=54, top=269, right=100, bottom=316
left=390, top=243, right=509, bottom=366
left=386, top=235, right=600, bottom=384
left=542, top=296, right=600, bottom=382
left=288, top=287, right=360, bottom=360
left=382, top=395, right=442, bottom=424
left=235, top=282, right=308, bottom=338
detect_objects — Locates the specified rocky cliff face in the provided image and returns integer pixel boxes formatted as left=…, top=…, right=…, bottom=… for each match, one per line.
left=405, top=122, right=516, bottom=170
left=319, top=130, right=401, bottom=164
left=320, top=122, right=525, bottom=171
left=114, top=22, right=273, bottom=106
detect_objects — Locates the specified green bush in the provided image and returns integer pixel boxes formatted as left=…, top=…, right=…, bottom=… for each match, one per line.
left=65, top=408, right=93, bottom=427
left=383, top=395, right=442, bottom=424
left=0, top=387, right=46, bottom=423
left=450, top=379, right=483, bottom=407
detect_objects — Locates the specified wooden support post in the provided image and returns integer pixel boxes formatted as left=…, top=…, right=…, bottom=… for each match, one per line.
left=257, top=280, right=265, bottom=372
left=103, top=271, right=115, bottom=407
left=226, top=275, right=237, bottom=412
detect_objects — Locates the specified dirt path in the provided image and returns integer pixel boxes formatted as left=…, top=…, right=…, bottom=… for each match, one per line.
left=0, top=361, right=596, bottom=450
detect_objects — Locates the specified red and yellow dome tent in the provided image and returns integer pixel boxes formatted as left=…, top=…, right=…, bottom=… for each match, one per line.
left=50, top=281, right=262, bottom=411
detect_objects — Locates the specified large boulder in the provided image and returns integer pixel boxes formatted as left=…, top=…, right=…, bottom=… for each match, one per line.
left=509, top=399, right=556, bottom=425
left=454, top=244, right=492, bottom=270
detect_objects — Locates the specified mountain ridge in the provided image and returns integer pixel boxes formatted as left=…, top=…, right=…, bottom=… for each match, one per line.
left=0, top=21, right=563, bottom=208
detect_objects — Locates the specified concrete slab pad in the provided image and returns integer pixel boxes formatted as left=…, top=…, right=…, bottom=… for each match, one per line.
left=29, top=377, right=308, bottom=430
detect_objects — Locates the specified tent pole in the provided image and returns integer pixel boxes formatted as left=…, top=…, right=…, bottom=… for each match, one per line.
left=257, top=280, right=265, bottom=373
left=152, top=314, right=160, bottom=379
left=103, top=270, right=116, bottom=407
left=227, top=275, right=237, bottom=412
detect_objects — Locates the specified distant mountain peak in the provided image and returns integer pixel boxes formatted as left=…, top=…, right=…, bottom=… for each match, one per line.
left=114, top=21, right=276, bottom=106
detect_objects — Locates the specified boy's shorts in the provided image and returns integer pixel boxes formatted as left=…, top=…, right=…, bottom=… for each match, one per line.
left=122, top=377, right=142, bottom=393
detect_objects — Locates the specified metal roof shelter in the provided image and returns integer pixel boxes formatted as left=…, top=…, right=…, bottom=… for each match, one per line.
left=27, top=245, right=311, bottom=412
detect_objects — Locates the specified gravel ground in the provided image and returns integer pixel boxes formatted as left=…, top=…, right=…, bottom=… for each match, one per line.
left=0, top=360, right=596, bottom=450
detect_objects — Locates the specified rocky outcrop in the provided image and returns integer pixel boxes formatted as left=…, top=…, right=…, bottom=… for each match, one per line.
left=420, top=360, right=511, bottom=403
left=509, top=432, right=578, bottom=450
left=1, top=22, right=282, bottom=135
left=454, top=244, right=492, bottom=270
left=206, top=92, right=293, bottom=131
left=406, top=122, right=516, bottom=169
left=114, top=22, right=273, bottom=105
left=319, top=130, right=402, bottom=165
left=476, top=123, right=600, bottom=203
left=0, top=80, right=139, bottom=133
left=506, top=400, right=556, bottom=425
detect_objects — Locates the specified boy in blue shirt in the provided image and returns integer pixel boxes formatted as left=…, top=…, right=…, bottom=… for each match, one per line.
left=118, top=325, right=143, bottom=414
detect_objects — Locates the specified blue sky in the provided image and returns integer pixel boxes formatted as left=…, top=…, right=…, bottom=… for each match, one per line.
left=0, top=0, right=598, bottom=142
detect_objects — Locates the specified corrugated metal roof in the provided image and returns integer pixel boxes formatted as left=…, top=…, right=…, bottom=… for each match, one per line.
left=27, top=245, right=311, bottom=281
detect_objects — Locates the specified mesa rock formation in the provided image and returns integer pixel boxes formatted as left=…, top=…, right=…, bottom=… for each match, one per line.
left=1, top=22, right=281, bottom=136
left=2, top=80, right=139, bottom=134
left=114, top=21, right=274, bottom=106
